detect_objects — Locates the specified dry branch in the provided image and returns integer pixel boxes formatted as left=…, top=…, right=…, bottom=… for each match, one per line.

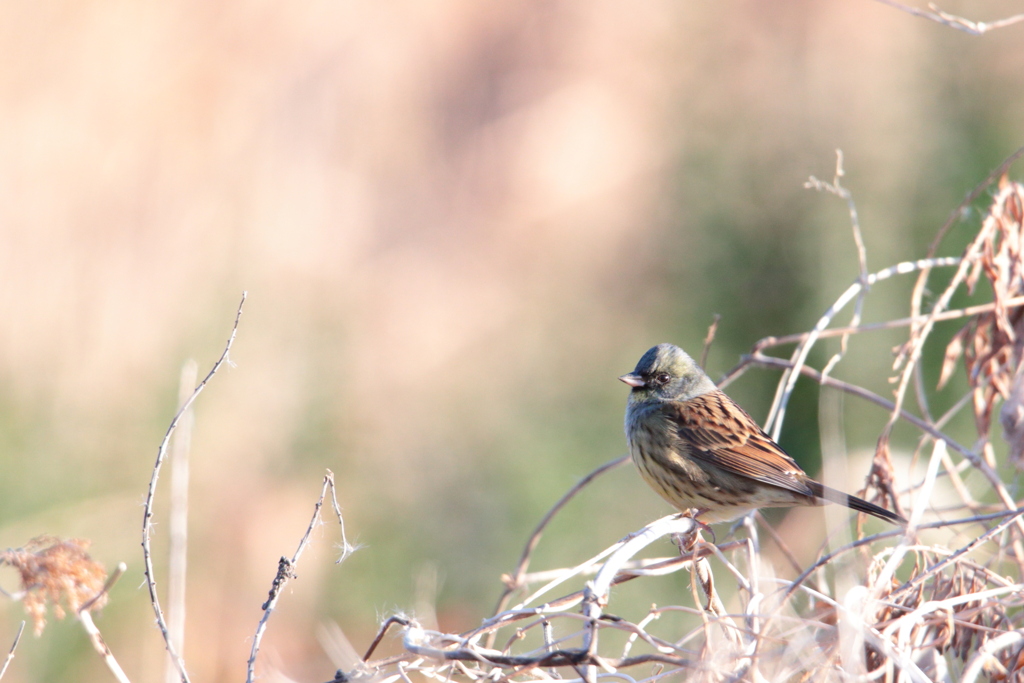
left=142, top=291, right=247, bottom=683
left=0, top=623, right=22, bottom=682
left=249, top=471, right=358, bottom=683
left=874, top=0, right=1024, bottom=35
left=345, top=154, right=1024, bottom=683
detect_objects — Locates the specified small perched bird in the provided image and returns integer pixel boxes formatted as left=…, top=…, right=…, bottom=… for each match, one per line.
left=621, top=343, right=905, bottom=525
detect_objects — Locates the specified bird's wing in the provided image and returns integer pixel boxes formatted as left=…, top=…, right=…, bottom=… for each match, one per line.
left=665, top=390, right=815, bottom=498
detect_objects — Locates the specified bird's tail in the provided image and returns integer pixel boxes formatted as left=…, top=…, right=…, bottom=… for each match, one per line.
left=806, top=481, right=907, bottom=525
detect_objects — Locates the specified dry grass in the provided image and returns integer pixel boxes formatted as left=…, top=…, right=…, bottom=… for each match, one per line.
left=339, top=157, right=1024, bottom=683
left=0, top=536, right=109, bottom=637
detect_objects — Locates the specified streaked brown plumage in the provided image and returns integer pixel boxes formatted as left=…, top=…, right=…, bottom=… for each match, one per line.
left=621, top=343, right=905, bottom=525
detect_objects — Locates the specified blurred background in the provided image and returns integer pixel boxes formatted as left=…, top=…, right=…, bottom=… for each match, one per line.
left=1, top=1, right=1023, bottom=680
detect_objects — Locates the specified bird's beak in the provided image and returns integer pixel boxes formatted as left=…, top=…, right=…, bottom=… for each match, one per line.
left=619, top=373, right=645, bottom=388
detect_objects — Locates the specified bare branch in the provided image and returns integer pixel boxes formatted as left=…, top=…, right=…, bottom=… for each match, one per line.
left=79, top=610, right=131, bottom=683
left=247, top=471, right=352, bottom=683
left=142, top=291, right=247, bottom=683
left=874, top=0, right=1024, bottom=35
left=0, top=623, right=24, bottom=682
left=699, top=314, right=721, bottom=370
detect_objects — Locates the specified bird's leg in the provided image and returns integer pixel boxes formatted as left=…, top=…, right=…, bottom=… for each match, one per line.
left=690, top=509, right=717, bottom=544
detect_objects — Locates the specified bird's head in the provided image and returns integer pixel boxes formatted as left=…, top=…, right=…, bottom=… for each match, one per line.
left=619, top=343, right=717, bottom=403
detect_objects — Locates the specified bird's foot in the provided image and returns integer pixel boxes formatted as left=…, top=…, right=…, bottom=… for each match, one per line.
left=670, top=511, right=716, bottom=552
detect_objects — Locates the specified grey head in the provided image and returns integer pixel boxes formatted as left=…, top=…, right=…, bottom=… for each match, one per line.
left=619, top=343, right=717, bottom=403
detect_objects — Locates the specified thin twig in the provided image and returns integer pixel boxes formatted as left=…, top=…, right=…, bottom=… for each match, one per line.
left=79, top=610, right=131, bottom=683
left=886, top=200, right=997, bottom=446
left=873, top=0, right=1024, bottom=35
left=754, top=511, right=803, bottom=576
left=752, top=293, right=1024, bottom=349
left=779, top=509, right=1024, bottom=602
left=363, top=616, right=412, bottom=662
left=490, top=456, right=629, bottom=623
left=904, top=144, right=1024, bottom=363
left=457, top=541, right=747, bottom=649
left=0, top=622, right=24, bottom=681
left=962, top=628, right=1024, bottom=683
left=81, top=561, right=126, bottom=613
left=905, top=144, right=1024, bottom=374
left=744, top=352, right=974, bottom=461
left=79, top=566, right=131, bottom=683
left=578, top=516, right=697, bottom=683
left=247, top=472, right=342, bottom=683
left=699, top=314, right=721, bottom=370
left=142, top=291, right=246, bottom=683
left=805, top=149, right=869, bottom=376
left=327, top=468, right=360, bottom=564
left=880, top=185, right=1024, bottom=541
left=889, top=508, right=1024, bottom=599
left=763, top=256, right=961, bottom=440
left=402, top=623, right=696, bottom=670
left=753, top=350, right=1020, bottom=530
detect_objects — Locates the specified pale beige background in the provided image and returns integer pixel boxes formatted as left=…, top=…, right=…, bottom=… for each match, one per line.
left=1, top=2, right=1022, bottom=681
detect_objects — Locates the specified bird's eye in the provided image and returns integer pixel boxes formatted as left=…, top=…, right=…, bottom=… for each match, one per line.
left=655, top=372, right=671, bottom=385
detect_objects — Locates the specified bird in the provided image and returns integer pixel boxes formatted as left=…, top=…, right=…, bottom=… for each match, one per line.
left=620, top=343, right=906, bottom=525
